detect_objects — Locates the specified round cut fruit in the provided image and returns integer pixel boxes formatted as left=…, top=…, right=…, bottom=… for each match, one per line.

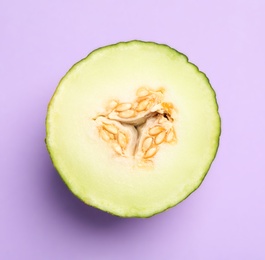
left=46, top=41, right=221, bottom=218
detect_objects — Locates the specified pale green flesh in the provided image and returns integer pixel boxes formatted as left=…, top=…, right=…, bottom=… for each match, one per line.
left=46, top=41, right=221, bottom=218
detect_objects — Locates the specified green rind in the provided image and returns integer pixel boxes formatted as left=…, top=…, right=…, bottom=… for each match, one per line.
left=46, top=40, right=221, bottom=218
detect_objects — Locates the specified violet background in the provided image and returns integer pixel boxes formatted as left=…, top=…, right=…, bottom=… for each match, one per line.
left=1, top=0, right=265, bottom=259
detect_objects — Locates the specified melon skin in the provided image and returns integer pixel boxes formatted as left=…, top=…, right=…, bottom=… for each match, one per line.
left=46, top=40, right=221, bottom=218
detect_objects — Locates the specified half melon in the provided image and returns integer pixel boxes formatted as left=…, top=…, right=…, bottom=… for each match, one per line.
left=46, top=41, right=221, bottom=218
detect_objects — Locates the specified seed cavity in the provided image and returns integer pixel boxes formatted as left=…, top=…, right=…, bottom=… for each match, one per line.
left=94, top=87, right=177, bottom=165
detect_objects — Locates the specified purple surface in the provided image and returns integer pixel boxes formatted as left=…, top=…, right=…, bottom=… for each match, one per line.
left=1, top=0, right=265, bottom=259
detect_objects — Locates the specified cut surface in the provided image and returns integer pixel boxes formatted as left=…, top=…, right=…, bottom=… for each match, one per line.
left=46, top=41, right=221, bottom=218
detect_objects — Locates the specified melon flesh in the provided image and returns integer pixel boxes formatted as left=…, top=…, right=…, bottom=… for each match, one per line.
left=46, top=41, right=221, bottom=218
